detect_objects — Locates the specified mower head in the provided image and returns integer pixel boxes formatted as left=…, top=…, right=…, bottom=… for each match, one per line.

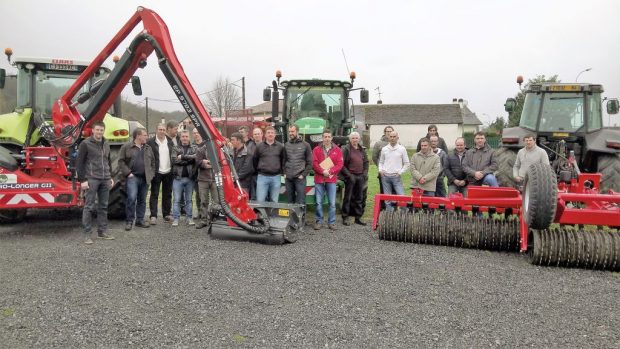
left=210, top=201, right=305, bottom=245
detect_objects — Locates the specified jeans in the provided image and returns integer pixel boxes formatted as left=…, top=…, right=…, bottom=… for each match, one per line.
left=315, top=182, right=337, bottom=225
left=256, top=174, right=281, bottom=203
left=149, top=171, right=173, bottom=218
left=342, top=173, right=367, bottom=218
left=482, top=174, right=499, bottom=187
left=126, top=175, right=148, bottom=224
left=82, top=178, right=111, bottom=235
left=380, top=175, right=405, bottom=209
left=173, top=177, right=194, bottom=219
left=285, top=176, right=306, bottom=204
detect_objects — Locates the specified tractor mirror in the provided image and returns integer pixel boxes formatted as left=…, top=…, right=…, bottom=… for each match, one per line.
left=607, top=99, right=619, bottom=115
left=263, top=88, right=271, bottom=102
left=504, top=98, right=517, bottom=112
left=131, top=76, right=142, bottom=96
left=360, top=89, right=369, bottom=103
left=0, top=69, right=5, bottom=89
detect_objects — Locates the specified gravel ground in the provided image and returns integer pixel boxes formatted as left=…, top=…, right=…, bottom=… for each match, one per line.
left=1, top=209, right=619, bottom=348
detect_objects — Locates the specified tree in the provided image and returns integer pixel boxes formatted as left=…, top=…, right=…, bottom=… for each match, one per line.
left=486, top=116, right=507, bottom=135
left=508, top=74, right=560, bottom=127
left=203, top=76, right=242, bottom=118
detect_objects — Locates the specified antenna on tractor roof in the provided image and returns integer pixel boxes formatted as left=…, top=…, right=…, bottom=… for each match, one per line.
left=341, top=48, right=351, bottom=76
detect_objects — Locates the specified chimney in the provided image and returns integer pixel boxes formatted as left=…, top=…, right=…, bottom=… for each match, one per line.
left=452, top=98, right=458, bottom=104
left=458, top=98, right=464, bottom=108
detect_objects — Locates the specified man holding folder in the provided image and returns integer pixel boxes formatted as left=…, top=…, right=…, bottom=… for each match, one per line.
left=312, top=130, right=343, bottom=231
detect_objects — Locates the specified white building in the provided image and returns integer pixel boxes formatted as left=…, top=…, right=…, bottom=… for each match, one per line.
left=356, top=101, right=482, bottom=150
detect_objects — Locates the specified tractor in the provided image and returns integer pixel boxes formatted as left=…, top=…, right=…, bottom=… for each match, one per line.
left=0, top=51, right=144, bottom=222
left=262, top=71, right=369, bottom=204
left=495, top=79, right=620, bottom=191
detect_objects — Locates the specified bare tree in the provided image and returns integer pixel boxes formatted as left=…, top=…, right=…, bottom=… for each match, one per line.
left=203, top=76, right=242, bottom=118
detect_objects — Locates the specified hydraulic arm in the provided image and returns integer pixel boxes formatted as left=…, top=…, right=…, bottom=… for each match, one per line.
left=48, top=7, right=270, bottom=234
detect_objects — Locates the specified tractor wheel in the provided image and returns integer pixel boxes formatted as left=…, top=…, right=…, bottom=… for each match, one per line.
left=523, top=163, right=557, bottom=230
left=0, top=208, right=27, bottom=224
left=495, top=148, right=518, bottom=188
left=597, top=154, right=620, bottom=192
left=107, top=145, right=127, bottom=219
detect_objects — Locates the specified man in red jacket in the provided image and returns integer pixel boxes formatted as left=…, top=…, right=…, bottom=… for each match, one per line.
left=312, top=130, right=343, bottom=231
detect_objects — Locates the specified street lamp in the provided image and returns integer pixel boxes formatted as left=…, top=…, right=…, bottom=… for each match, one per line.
left=575, top=68, right=592, bottom=82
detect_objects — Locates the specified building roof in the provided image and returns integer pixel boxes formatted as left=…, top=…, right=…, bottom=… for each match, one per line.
left=461, top=105, right=483, bottom=126
left=250, top=100, right=283, bottom=115
left=361, top=104, right=464, bottom=125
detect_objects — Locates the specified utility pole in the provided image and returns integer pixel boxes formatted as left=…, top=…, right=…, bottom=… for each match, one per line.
left=145, top=97, right=149, bottom=133
left=241, top=76, right=246, bottom=110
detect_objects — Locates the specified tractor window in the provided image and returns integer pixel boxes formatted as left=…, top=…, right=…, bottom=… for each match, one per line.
left=34, top=71, right=89, bottom=116
left=520, top=93, right=541, bottom=130
left=286, top=87, right=344, bottom=132
left=16, top=69, right=31, bottom=108
left=587, top=94, right=602, bottom=131
left=538, top=93, right=584, bottom=132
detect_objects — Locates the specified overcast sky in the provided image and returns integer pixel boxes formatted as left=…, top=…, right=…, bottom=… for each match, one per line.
left=2, top=0, right=619, bottom=126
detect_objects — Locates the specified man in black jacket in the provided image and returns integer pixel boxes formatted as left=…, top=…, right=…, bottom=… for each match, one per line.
left=253, top=126, right=284, bottom=203
left=341, top=132, right=369, bottom=225
left=76, top=121, right=115, bottom=245
left=283, top=125, right=312, bottom=204
left=230, top=132, right=255, bottom=194
left=445, top=137, right=468, bottom=195
left=118, top=127, right=156, bottom=231
left=147, top=123, right=174, bottom=224
left=416, top=124, right=448, bottom=152
left=430, top=135, right=448, bottom=198
left=171, top=130, right=197, bottom=226
left=194, top=136, right=218, bottom=229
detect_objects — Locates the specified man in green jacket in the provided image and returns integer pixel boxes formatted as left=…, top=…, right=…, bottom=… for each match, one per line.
left=410, top=138, right=441, bottom=196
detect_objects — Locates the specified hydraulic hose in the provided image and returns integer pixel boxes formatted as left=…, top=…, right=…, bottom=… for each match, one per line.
left=214, top=182, right=270, bottom=234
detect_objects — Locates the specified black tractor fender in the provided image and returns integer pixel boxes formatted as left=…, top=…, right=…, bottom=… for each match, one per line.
left=584, top=128, right=620, bottom=154
left=498, top=126, right=533, bottom=149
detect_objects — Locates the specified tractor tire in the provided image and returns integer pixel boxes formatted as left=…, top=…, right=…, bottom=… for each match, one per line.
left=107, top=145, right=127, bottom=219
left=0, top=208, right=27, bottom=224
left=597, top=153, right=620, bottom=192
left=495, top=147, right=518, bottom=188
left=523, top=163, right=557, bottom=230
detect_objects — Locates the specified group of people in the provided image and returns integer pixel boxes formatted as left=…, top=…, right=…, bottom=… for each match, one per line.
left=76, top=121, right=370, bottom=244
left=249, top=125, right=368, bottom=231
left=372, top=124, right=549, bottom=210
left=76, top=120, right=548, bottom=244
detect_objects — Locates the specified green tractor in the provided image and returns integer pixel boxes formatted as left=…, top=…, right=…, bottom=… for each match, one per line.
left=0, top=50, right=144, bottom=219
left=262, top=70, right=369, bottom=204
left=496, top=80, right=620, bottom=191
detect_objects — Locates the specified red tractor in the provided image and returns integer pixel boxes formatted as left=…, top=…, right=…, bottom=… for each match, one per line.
left=0, top=7, right=302, bottom=244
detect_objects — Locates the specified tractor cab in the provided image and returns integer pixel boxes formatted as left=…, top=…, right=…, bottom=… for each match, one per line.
left=513, top=84, right=605, bottom=135
left=264, top=71, right=369, bottom=147
left=498, top=81, right=620, bottom=191
left=0, top=53, right=140, bottom=153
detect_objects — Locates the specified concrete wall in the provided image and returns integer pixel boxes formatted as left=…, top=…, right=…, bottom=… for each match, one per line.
left=369, top=124, right=463, bottom=150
